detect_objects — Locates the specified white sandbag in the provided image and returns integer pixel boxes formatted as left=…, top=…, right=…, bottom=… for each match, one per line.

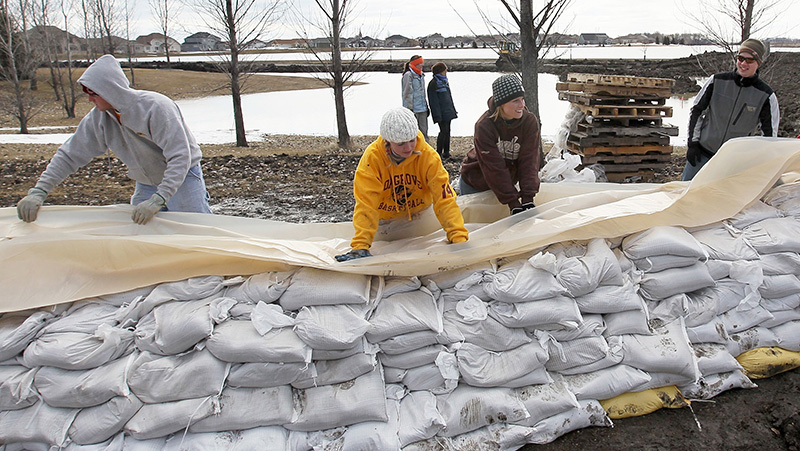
left=279, top=267, right=371, bottom=311
left=603, top=302, right=651, bottom=336
left=761, top=293, right=800, bottom=312
left=398, top=390, right=445, bottom=447
left=637, top=262, right=715, bottom=301
left=23, top=327, right=134, bottom=370
left=0, top=365, right=37, bottom=410
left=763, top=180, right=800, bottom=211
left=379, top=344, right=447, bottom=369
left=226, top=361, right=310, bottom=388
left=488, top=296, right=582, bottom=328
left=558, top=343, right=624, bottom=376
left=513, top=380, right=580, bottom=427
left=646, top=294, right=688, bottom=323
left=421, top=261, right=495, bottom=290
left=222, top=271, right=291, bottom=304
left=294, top=304, right=370, bottom=351
left=691, top=225, right=759, bottom=261
left=441, top=300, right=531, bottom=352
left=446, top=423, right=535, bottom=451
left=0, top=402, right=79, bottom=446
left=771, top=320, right=800, bottom=350
left=616, top=318, right=698, bottom=381
left=760, top=308, right=800, bottom=328
left=237, top=427, right=292, bottom=451
left=686, top=317, right=729, bottom=344
left=728, top=200, right=785, bottom=229
left=63, top=432, right=124, bottom=450
left=68, top=393, right=143, bottom=445
left=377, top=330, right=444, bottom=355
left=574, top=277, right=643, bottom=314
left=127, top=350, right=228, bottom=404
left=313, top=337, right=377, bottom=361
left=116, top=276, right=225, bottom=323
left=206, top=319, right=311, bottom=363
left=383, top=276, right=422, bottom=297
left=35, top=353, right=133, bottom=408
left=561, top=364, right=651, bottom=400
left=293, top=353, right=377, bottom=389
left=457, top=341, right=548, bottom=388
left=497, top=367, right=553, bottom=388
left=436, top=385, right=530, bottom=437
left=635, top=371, right=697, bottom=391
left=543, top=335, right=609, bottom=373
left=725, top=326, right=781, bottom=356
left=632, top=254, right=704, bottom=273
left=401, top=354, right=459, bottom=394
left=189, top=386, right=294, bottom=433
left=286, top=367, right=388, bottom=432
left=622, top=226, right=707, bottom=260
left=706, top=259, right=733, bottom=279
left=555, top=239, right=624, bottom=296
left=440, top=282, right=492, bottom=303
left=366, top=288, right=442, bottom=343
left=759, top=251, right=800, bottom=276
left=341, top=395, right=401, bottom=451
left=481, top=253, right=568, bottom=303
left=745, top=217, right=800, bottom=254
left=719, top=305, right=774, bottom=334
left=0, top=311, right=54, bottom=361
left=124, top=396, right=217, bottom=440
left=539, top=314, right=606, bottom=341
left=686, top=279, right=759, bottom=328
left=678, top=369, right=757, bottom=400
left=526, top=399, right=613, bottom=445
left=41, top=302, right=120, bottom=335
left=760, top=274, right=800, bottom=298
left=384, top=366, right=406, bottom=384
left=134, top=299, right=213, bottom=355
left=691, top=343, right=743, bottom=376
left=163, top=431, right=241, bottom=451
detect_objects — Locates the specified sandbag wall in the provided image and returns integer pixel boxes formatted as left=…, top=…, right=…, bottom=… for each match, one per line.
left=3, top=184, right=800, bottom=450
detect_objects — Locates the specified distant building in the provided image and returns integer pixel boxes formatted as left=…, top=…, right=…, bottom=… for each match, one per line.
left=578, top=33, right=611, bottom=45
left=136, top=33, right=181, bottom=54
left=181, top=32, right=222, bottom=52
left=384, top=34, right=411, bottom=48
left=268, top=39, right=305, bottom=49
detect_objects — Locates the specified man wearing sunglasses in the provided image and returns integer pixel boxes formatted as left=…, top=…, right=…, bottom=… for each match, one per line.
left=16, top=54, right=212, bottom=225
left=682, top=38, right=780, bottom=181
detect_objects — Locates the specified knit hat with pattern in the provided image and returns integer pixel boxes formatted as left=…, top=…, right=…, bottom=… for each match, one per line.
left=739, top=38, right=767, bottom=64
left=380, top=107, right=419, bottom=143
left=492, top=74, right=524, bottom=108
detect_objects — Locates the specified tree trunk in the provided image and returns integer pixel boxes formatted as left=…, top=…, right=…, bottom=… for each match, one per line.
left=742, top=0, right=755, bottom=41
left=331, top=0, right=351, bottom=149
left=519, top=0, right=540, bottom=118
left=227, top=0, right=247, bottom=147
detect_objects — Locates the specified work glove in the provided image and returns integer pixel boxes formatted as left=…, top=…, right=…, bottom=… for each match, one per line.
left=132, top=193, right=166, bottom=225
left=17, top=187, right=48, bottom=223
left=686, top=141, right=701, bottom=166
left=521, top=202, right=535, bottom=211
left=450, top=236, right=468, bottom=244
left=335, top=249, right=372, bottom=262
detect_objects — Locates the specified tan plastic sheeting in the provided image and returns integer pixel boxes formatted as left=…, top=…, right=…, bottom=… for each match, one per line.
left=2, top=137, right=800, bottom=313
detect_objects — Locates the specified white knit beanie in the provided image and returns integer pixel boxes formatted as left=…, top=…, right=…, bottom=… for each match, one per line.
left=380, top=107, right=419, bottom=143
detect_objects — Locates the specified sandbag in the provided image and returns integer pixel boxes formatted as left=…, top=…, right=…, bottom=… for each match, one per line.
left=771, top=320, right=800, bottom=351
left=725, top=327, right=781, bottom=356
left=678, top=369, right=757, bottom=399
left=435, top=385, right=530, bottom=437
left=481, top=254, right=568, bottom=303
left=691, top=225, right=759, bottom=261
left=34, top=353, right=133, bottom=408
left=188, top=386, right=294, bottom=433
left=340, top=394, right=401, bottom=451
left=638, top=262, right=715, bottom=301
left=127, top=350, right=229, bottom=403
left=0, top=365, right=37, bottom=410
left=124, top=396, right=217, bottom=440
left=116, top=276, right=225, bottom=323
left=226, top=361, right=310, bottom=388
left=456, top=341, right=548, bottom=388
left=134, top=299, right=213, bottom=355
left=41, top=302, right=120, bottom=335
left=23, top=327, right=134, bottom=370
left=379, top=344, right=447, bottom=370
left=292, top=353, right=376, bottom=389
left=398, top=390, right=445, bottom=447
left=488, top=296, right=582, bottom=328
left=726, top=200, right=783, bottom=229
left=0, top=402, right=79, bottom=446
left=441, top=299, right=531, bottom=352
left=543, top=335, right=609, bottom=373
left=294, top=304, right=370, bottom=350
left=573, top=277, right=643, bottom=314
left=68, top=393, right=143, bottom=445
left=512, top=380, right=580, bottom=427
left=526, top=399, right=613, bottom=445
left=759, top=252, right=800, bottom=276
left=622, top=226, right=707, bottom=260
left=0, top=311, right=54, bottom=361
left=603, top=302, right=651, bottom=336
left=616, top=319, right=699, bottom=381
left=600, top=385, right=688, bottom=419
left=206, top=319, right=311, bottom=363
left=736, top=346, right=800, bottom=378
left=555, top=238, right=624, bottom=296
left=540, top=314, right=606, bottom=341
left=562, top=364, right=652, bottom=401
left=692, top=343, right=743, bottom=376
left=222, top=271, right=291, bottom=304
left=744, top=217, right=800, bottom=254
left=279, top=267, right=370, bottom=311
left=365, top=288, right=442, bottom=343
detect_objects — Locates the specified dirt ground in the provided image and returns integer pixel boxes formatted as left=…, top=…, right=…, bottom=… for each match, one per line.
left=1, top=52, right=799, bottom=449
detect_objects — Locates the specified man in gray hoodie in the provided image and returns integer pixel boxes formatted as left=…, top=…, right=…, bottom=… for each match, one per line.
left=16, top=54, right=212, bottom=224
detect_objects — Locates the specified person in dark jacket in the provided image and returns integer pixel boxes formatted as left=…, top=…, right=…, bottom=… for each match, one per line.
left=459, top=74, right=541, bottom=215
left=682, top=38, right=780, bottom=181
left=427, top=62, right=458, bottom=160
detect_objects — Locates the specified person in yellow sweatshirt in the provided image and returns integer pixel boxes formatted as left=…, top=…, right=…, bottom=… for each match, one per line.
left=335, top=107, right=469, bottom=262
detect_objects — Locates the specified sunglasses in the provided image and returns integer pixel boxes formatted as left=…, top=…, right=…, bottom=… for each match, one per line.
left=736, top=55, right=757, bottom=64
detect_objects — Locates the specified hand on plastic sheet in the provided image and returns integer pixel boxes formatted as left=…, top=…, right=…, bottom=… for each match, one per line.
left=335, top=249, right=372, bottom=262
left=510, top=206, right=524, bottom=215
left=132, top=193, right=166, bottom=225
left=17, top=187, right=47, bottom=223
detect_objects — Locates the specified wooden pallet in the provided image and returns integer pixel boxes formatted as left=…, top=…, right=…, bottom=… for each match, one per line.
left=567, top=73, right=674, bottom=89
left=556, top=82, right=672, bottom=99
left=559, top=91, right=667, bottom=106
left=577, top=122, right=679, bottom=137
left=576, top=104, right=673, bottom=119
left=568, top=133, right=671, bottom=148
left=585, top=116, right=668, bottom=127
left=580, top=153, right=673, bottom=166
left=603, top=170, right=657, bottom=182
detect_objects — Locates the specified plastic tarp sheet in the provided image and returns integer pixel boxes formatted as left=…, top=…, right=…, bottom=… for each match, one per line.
left=2, top=137, right=800, bottom=313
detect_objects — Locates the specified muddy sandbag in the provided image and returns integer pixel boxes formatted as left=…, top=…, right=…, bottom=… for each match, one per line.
left=736, top=346, right=800, bottom=378
left=529, top=400, right=613, bottom=445
left=435, top=385, right=529, bottom=437
left=23, top=326, right=134, bottom=370
left=188, top=386, right=293, bottom=433
left=725, top=326, right=781, bottom=356
left=68, top=393, right=143, bottom=445
left=481, top=254, right=568, bottom=303
left=206, top=319, right=311, bottom=363
left=513, top=380, right=580, bottom=427
left=366, top=288, right=442, bottom=343
left=600, top=385, right=688, bottom=419
left=616, top=319, right=698, bottom=381
left=227, top=361, right=311, bottom=388
left=127, top=350, right=229, bottom=403
left=692, top=343, right=743, bottom=376
left=0, top=365, right=38, bottom=410
left=124, top=396, right=217, bottom=440
left=35, top=353, right=134, bottom=408
left=678, top=369, right=757, bottom=399
left=134, top=299, right=213, bottom=355
left=279, top=267, right=371, bottom=311
left=446, top=423, right=534, bottom=451
left=398, top=390, right=445, bottom=447
left=293, top=304, right=371, bottom=350
left=457, top=341, right=548, bottom=388
left=0, top=402, right=79, bottom=446
left=285, top=367, right=388, bottom=432
left=292, top=353, right=376, bottom=389
left=0, top=311, right=54, bottom=361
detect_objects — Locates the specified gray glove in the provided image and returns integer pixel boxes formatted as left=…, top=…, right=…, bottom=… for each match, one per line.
left=17, top=187, right=48, bottom=223
left=132, top=193, right=166, bottom=224
left=335, top=249, right=372, bottom=262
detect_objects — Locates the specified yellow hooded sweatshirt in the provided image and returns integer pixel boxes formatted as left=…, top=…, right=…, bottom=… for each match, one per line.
left=350, top=131, right=468, bottom=250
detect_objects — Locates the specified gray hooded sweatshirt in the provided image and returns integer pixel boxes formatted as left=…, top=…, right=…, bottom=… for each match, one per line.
left=35, top=54, right=202, bottom=202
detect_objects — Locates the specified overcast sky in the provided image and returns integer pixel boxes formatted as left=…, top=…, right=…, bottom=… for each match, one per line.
left=131, top=0, right=800, bottom=42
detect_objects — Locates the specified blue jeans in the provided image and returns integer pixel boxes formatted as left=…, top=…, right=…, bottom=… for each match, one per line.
left=459, top=177, right=487, bottom=196
left=681, top=153, right=712, bottom=181
left=131, top=164, right=212, bottom=213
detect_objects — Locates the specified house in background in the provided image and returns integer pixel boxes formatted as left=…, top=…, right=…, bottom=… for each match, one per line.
left=136, top=33, right=181, bottom=54
left=268, top=39, right=305, bottom=49
left=384, top=35, right=412, bottom=47
left=181, top=32, right=222, bottom=52
left=578, top=33, right=611, bottom=45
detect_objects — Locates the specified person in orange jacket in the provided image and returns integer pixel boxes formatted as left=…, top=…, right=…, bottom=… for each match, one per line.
left=335, top=107, right=468, bottom=261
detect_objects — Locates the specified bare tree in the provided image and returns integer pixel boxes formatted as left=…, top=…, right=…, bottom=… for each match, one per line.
left=123, top=0, right=135, bottom=84
left=0, top=0, right=41, bottom=132
left=199, top=0, right=281, bottom=147
left=682, top=0, right=785, bottom=55
left=292, top=0, right=377, bottom=149
left=94, top=0, right=120, bottom=54
left=149, top=0, right=177, bottom=67
left=57, top=0, right=78, bottom=117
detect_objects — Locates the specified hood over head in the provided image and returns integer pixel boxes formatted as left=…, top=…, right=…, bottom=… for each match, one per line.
left=77, top=55, right=135, bottom=111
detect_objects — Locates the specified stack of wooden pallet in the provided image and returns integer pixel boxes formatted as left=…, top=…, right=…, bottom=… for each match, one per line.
left=557, top=73, right=679, bottom=182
